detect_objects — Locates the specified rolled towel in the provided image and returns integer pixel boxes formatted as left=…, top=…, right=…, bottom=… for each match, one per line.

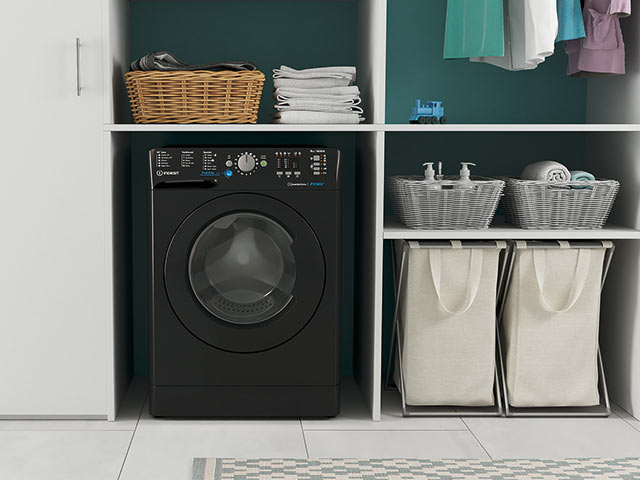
left=273, top=77, right=352, bottom=89
left=570, top=170, right=596, bottom=182
left=275, top=86, right=361, bottom=98
left=521, top=161, right=571, bottom=182
left=272, top=111, right=363, bottom=124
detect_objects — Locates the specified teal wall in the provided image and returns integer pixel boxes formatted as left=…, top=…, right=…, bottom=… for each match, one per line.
left=130, top=0, right=357, bottom=124
left=386, top=1, right=588, bottom=124
left=128, top=1, right=592, bottom=380
left=130, top=1, right=358, bottom=377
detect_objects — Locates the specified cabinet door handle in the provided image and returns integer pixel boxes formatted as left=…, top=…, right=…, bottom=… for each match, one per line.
left=76, top=38, right=81, bottom=96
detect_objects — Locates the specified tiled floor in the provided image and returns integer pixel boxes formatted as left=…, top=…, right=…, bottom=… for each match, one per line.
left=2, top=378, right=640, bottom=480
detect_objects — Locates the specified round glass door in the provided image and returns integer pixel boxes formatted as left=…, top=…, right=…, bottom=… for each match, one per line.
left=189, top=213, right=296, bottom=325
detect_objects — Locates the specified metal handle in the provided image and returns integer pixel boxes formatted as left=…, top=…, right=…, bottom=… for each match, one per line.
left=76, top=38, right=81, bottom=96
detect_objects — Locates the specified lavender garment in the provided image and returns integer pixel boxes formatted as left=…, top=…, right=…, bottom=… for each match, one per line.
left=565, top=0, right=631, bottom=76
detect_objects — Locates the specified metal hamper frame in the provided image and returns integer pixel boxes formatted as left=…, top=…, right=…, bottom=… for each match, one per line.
left=500, top=240, right=615, bottom=418
left=384, top=239, right=514, bottom=417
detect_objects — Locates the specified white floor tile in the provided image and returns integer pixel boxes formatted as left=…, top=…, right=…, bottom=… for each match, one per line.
left=119, top=420, right=307, bottom=480
left=464, top=416, right=640, bottom=459
left=612, top=403, right=640, bottom=433
left=0, top=377, right=147, bottom=431
left=304, top=430, right=489, bottom=459
left=303, top=379, right=466, bottom=431
left=0, top=430, right=131, bottom=480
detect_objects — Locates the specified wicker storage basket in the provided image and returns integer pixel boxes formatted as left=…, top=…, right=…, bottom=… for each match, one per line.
left=388, top=176, right=505, bottom=230
left=124, top=70, right=265, bottom=124
left=502, top=178, right=620, bottom=230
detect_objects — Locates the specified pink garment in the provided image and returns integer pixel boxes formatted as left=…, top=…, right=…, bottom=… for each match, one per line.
left=565, top=0, right=631, bottom=76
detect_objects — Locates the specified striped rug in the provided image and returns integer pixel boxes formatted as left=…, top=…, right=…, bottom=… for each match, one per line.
left=192, top=458, right=640, bottom=479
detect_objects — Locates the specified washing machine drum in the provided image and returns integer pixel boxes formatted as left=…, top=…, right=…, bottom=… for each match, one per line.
left=164, top=194, right=326, bottom=353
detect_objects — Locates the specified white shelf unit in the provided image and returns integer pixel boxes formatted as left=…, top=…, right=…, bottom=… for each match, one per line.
left=384, top=218, right=640, bottom=240
left=100, top=0, right=640, bottom=423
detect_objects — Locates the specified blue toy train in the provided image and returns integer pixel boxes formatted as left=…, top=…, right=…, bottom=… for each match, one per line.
left=409, top=99, right=446, bottom=124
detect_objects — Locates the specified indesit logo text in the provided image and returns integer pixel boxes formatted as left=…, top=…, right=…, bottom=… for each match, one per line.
left=156, top=170, right=180, bottom=177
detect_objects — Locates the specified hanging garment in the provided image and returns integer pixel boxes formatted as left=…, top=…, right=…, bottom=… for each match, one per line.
left=557, top=0, right=587, bottom=41
left=566, top=0, right=631, bottom=76
left=472, top=0, right=558, bottom=71
left=443, top=0, right=504, bottom=59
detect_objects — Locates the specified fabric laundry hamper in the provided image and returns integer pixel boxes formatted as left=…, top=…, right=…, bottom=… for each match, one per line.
left=502, top=241, right=610, bottom=408
left=394, top=241, right=506, bottom=407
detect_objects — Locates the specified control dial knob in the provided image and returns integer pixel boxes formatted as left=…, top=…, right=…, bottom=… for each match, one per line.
left=237, top=153, right=256, bottom=173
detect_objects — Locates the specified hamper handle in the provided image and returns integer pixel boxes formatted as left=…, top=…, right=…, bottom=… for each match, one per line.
left=532, top=248, right=591, bottom=313
left=76, top=38, right=81, bottom=96
left=428, top=248, right=483, bottom=315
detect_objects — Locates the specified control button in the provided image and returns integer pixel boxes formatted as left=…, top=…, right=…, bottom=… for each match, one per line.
left=294, top=171, right=301, bottom=177
left=224, top=169, right=233, bottom=177
left=276, top=171, right=283, bottom=177
left=260, top=160, right=268, bottom=167
left=237, top=154, right=256, bottom=173
left=285, top=171, right=292, bottom=177
left=225, top=160, right=233, bottom=167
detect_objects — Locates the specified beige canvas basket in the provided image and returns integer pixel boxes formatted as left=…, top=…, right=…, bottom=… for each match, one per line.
left=502, top=241, right=611, bottom=408
left=394, top=241, right=506, bottom=407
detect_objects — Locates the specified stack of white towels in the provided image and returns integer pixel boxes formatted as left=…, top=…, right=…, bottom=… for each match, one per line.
left=271, top=66, right=364, bottom=124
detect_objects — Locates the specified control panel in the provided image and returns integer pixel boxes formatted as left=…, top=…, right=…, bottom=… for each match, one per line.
left=150, top=147, right=341, bottom=190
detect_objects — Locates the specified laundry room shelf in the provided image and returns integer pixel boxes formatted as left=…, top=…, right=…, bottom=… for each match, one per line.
left=383, top=217, right=640, bottom=240
left=105, top=124, right=640, bottom=133
left=104, top=124, right=379, bottom=132
left=383, top=124, right=640, bottom=132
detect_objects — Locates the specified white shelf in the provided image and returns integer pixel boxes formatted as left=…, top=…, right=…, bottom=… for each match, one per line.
left=384, top=124, right=640, bottom=132
left=105, top=123, right=640, bottom=133
left=384, top=217, right=640, bottom=240
left=104, top=124, right=378, bottom=132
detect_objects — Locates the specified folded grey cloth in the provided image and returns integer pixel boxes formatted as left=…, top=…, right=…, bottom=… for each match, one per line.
left=275, top=86, right=361, bottom=99
left=272, top=111, right=364, bottom=124
left=130, top=51, right=257, bottom=72
left=275, top=104, right=364, bottom=113
left=273, top=77, right=352, bottom=89
left=278, top=65, right=357, bottom=77
left=521, top=161, right=571, bottom=182
left=273, top=67, right=355, bottom=82
left=276, top=96, right=361, bottom=107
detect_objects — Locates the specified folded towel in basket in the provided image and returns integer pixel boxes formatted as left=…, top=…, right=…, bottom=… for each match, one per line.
left=273, top=77, right=353, bottom=89
left=130, top=51, right=257, bottom=72
left=521, top=161, right=571, bottom=182
left=272, top=111, right=363, bottom=124
left=275, top=86, right=361, bottom=98
left=570, top=170, right=596, bottom=182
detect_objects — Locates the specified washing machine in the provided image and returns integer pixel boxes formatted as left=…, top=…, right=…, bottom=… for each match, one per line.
left=149, top=147, right=341, bottom=417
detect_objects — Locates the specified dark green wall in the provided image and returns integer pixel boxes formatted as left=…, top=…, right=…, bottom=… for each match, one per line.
left=130, top=0, right=358, bottom=124
left=386, top=1, right=588, bottom=124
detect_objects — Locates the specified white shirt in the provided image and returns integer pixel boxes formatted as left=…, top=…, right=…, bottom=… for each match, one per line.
left=472, top=0, right=558, bottom=71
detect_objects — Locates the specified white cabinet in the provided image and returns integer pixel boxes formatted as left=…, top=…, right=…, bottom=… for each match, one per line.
left=0, top=0, right=109, bottom=417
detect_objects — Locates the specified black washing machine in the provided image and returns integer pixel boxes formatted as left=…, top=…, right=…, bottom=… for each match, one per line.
left=149, top=147, right=341, bottom=417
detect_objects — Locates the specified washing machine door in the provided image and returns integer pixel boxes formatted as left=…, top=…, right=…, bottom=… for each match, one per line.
left=164, top=193, right=326, bottom=353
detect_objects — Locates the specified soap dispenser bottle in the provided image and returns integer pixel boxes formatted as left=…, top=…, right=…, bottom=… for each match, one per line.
left=422, top=162, right=442, bottom=190
left=455, top=162, right=476, bottom=189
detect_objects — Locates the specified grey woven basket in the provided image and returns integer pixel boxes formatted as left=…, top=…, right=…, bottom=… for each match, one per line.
left=388, top=176, right=505, bottom=230
left=502, top=177, right=620, bottom=230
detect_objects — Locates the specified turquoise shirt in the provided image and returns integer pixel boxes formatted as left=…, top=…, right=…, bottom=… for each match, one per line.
left=444, top=0, right=504, bottom=59
left=556, top=0, right=586, bottom=42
